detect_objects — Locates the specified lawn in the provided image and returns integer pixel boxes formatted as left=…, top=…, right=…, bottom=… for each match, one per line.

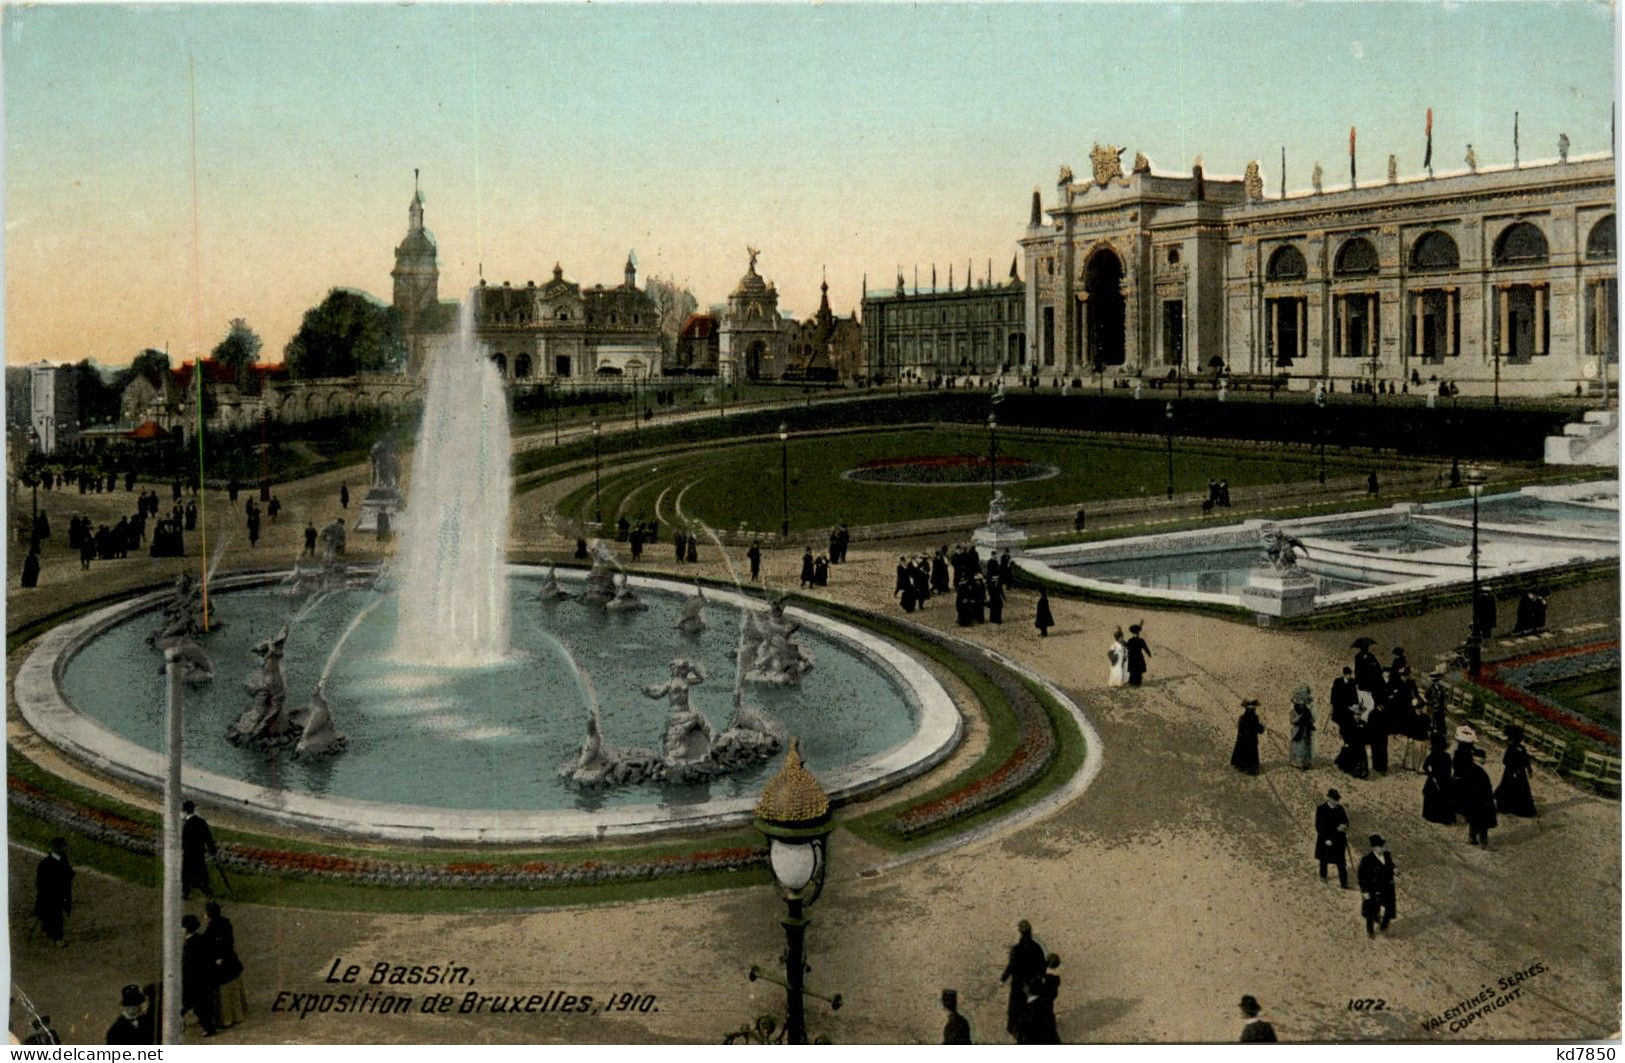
left=560, top=427, right=1376, bottom=533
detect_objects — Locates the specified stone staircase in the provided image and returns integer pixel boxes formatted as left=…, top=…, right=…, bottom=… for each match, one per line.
left=1544, top=409, right=1619, bottom=466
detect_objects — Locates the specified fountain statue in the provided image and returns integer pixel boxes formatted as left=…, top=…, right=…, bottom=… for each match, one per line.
left=580, top=541, right=619, bottom=606
left=355, top=437, right=405, bottom=534
left=149, top=573, right=214, bottom=650
left=557, top=703, right=666, bottom=788
left=294, top=680, right=348, bottom=757
left=676, top=586, right=707, bottom=635
left=317, top=518, right=348, bottom=564
left=605, top=572, right=648, bottom=613
left=708, top=684, right=786, bottom=769
left=1240, top=524, right=1318, bottom=619
left=393, top=297, right=512, bottom=666
left=537, top=564, right=572, bottom=602
left=739, top=599, right=814, bottom=685
left=228, top=625, right=304, bottom=747
left=647, top=659, right=714, bottom=773
left=163, top=638, right=215, bottom=685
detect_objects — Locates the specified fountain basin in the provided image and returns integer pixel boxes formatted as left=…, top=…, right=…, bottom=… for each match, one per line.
left=16, top=568, right=961, bottom=844
left=1018, top=483, right=1619, bottom=615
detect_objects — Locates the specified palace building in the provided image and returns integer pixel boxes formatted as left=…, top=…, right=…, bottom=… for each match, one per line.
left=1019, top=145, right=1616, bottom=397
left=391, top=180, right=662, bottom=383
left=860, top=264, right=1027, bottom=381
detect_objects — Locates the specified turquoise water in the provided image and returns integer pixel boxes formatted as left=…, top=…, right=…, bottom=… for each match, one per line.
left=1310, top=521, right=1470, bottom=554
left=1440, top=494, right=1620, bottom=535
left=1055, top=548, right=1375, bottom=595
left=60, top=578, right=918, bottom=812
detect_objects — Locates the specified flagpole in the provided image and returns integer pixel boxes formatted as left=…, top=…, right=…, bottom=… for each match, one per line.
left=189, top=53, right=209, bottom=632
left=1514, top=111, right=1520, bottom=168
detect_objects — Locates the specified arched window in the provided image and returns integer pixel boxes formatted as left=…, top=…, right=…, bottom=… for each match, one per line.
left=1587, top=215, right=1616, bottom=260
left=513, top=352, right=532, bottom=379
left=1266, top=245, right=1306, bottom=281
left=1493, top=222, right=1549, bottom=266
left=1334, top=237, right=1379, bottom=277
left=1410, top=230, right=1460, bottom=273
left=490, top=353, right=507, bottom=377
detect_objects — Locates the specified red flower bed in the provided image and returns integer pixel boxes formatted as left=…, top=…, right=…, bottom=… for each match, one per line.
left=856, top=455, right=1032, bottom=471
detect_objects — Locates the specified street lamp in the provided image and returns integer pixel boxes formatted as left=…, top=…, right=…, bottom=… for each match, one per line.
left=1315, top=386, right=1327, bottom=485
left=1164, top=401, right=1175, bottom=500
left=754, top=739, right=834, bottom=1046
left=779, top=422, right=790, bottom=537
left=987, top=411, right=999, bottom=503
left=591, top=420, right=602, bottom=527
left=1464, top=464, right=1488, bottom=677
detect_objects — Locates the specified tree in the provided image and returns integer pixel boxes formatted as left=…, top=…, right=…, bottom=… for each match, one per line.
left=129, top=348, right=171, bottom=384
left=284, top=289, right=406, bottom=379
left=211, top=319, right=262, bottom=381
left=72, top=360, right=121, bottom=426
left=644, top=275, right=698, bottom=357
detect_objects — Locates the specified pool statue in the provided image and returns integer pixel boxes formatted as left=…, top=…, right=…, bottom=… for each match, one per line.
left=317, top=518, right=348, bottom=563
left=676, top=586, right=707, bottom=635
left=580, top=540, right=619, bottom=605
left=741, top=599, right=815, bottom=685
left=709, top=684, right=786, bottom=769
left=149, top=573, right=214, bottom=650
left=163, top=637, right=215, bottom=685
left=606, top=572, right=648, bottom=613
left=1261, top=527, right=1311, bottom=571
left=986, top=490, right=1011, bottom=529
left=228, top=625, right=303, bottom=747
left=557, top=703, right=665, bottom=788
left=294, top=680, right=348, bottom=757
left=537, top=564, right=572, bottom=602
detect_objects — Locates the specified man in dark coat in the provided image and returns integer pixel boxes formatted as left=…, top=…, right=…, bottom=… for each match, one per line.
left=181, top=914, right=218, bottom=1036
left=1315, top=788, right=1350, bottom=887
left=1034, top=590, right=1054, bottom=637
left=181, top=801, right=217, bottom=899
left=988, top=578, right=1005, bottom=624
left=1459, top=748, right=1498, bottom=846
left=1014, top=954, right=1061, bottom=1045
left=21, top=548, right=40, bottom=588
left=34, top=837, right=73, bottom=945
left=1125, top=624, right=1151, bottom=685
left=940, top=989, right=971, bottom=1044
left=339, top=481, right=349, bottom=509
left=747, top=541, right=762, bottom=581
left=106, top=985, right=149, bottom=1045
left=999, top=920, right=1045, bottom=1036
left=1356, top=835, right=1395, bottom=937
left=304, top=522, right=318, bottom=556
left=1238, top=995, right=1277, bottom=1042
left=800, top=549, right=815, bottom=588
left=1352, top=647, right=1384, bottom=703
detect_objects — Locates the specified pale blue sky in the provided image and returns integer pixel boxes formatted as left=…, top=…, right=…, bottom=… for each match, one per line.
left=5, top=2, right=1617, bottom=365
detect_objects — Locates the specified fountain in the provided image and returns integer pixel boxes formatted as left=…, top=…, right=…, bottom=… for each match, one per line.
left=392, top=298, right=512, bottom=666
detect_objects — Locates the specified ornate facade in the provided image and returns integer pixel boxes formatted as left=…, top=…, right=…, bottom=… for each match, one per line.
left=391, top=181, right=662, bottom=383
left=1020, top=151, right=1616, bottom=396
left=860, top=267, right=1027, bottom=381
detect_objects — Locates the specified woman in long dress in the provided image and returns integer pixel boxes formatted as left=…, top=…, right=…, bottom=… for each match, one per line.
left=1421, top=733, right=1456, bottom=824
left=204, top=902, right=247, bottom=1028
left=1493, top=725, right=1538, bottom=817
left=1288, top=686, right=1315, bottom=770
left=1107, top=628, right=1129, bottom=687
left=1231, top=700, right=1265, bottom=775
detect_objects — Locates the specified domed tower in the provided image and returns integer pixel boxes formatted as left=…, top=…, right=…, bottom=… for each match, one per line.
left=719, top=247, right=784, bottom=382
left=391, top=170, right=439, bottom=372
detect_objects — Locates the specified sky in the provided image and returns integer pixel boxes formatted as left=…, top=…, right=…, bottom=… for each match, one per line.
left=4, top=1, right=1617, bottom=369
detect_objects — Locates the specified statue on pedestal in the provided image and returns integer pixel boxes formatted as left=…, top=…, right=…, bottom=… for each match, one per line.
left=986, top=489, right=1011, bottom=530
left=294, top=680, right=348, bottom=757
left=228, top=625, right=305, bottom=747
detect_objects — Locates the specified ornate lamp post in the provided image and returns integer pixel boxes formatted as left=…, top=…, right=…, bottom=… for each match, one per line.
left=1315, top=385, right=1327, bottom=485
left=591, top=420, right=602, bottom=527
left=1464, top=464, right=1488, bottom=677
left=1164, top=401, right=1175, bottom=500
left=754, top=739, right=834, bottom=1045
left=779, top=422, right=790, bottom=537
left=987, top=411, right=999, bottom=502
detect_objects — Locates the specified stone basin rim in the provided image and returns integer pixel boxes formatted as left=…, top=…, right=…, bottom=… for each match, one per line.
left=14, top=566, right=964, bottom=845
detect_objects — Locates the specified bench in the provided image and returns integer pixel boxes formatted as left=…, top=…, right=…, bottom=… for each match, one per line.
left=1569, top=750, right=1621, bottom=797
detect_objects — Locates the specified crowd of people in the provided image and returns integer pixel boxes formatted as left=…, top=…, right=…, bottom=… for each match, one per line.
left=891, top=542, right=1016, bottom=626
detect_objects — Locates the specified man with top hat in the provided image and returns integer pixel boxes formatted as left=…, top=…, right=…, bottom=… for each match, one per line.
left=1357, top=834, right=1396, bottom=937
left=181, top=800, right=217, bottom=899
left=106, top=985, right=150, bottom=1045
left=1316, top=788, right=1350, bottom=887
left=1238, top=995, right=1277, bottom=1041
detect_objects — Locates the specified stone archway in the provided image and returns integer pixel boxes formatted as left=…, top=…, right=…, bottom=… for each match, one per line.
left=746, top=340, right=767, bottom=380
left=1084, top=247, right=1125, bottom=368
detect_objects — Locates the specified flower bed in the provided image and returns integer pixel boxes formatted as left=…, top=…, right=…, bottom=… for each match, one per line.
left=843, top=454, right=1058, bottom=486
left=1473, top=640, right=1621, bottom=748
left=7, top=775, right=766, bottom=889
